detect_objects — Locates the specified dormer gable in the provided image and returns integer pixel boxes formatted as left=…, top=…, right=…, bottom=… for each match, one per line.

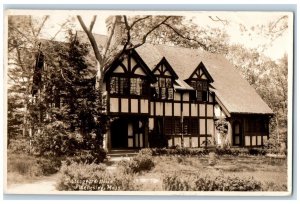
left=186, top=62, right=214, bottom=102
left=104, top=49, right=156, bottom=82
left=152, top=57, right=178, bottom=79
left=188, top=61, right=214, bottom=83
left=151, top=57, right=178, bottom=100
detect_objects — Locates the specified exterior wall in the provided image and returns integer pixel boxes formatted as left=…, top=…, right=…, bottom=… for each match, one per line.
left=103, top=51, right=271, bottom=150
left=230, top=115, right=270, bottom=147
left=148, top=91, right=215, bottom=148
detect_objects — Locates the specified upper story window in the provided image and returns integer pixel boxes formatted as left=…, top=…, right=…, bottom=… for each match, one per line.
left=110, top=76, right=147, bottom=96
left=190, top=80, right=208, bottom=102
left=153, top=77, right=174, bottom=100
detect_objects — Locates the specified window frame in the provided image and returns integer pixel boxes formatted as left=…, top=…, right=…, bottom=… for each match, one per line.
left=153, top=76, right=174, bottom=101
left=108, top=74, right=149, bottom=98
left=189, top=79, right=209, bottom=102
left=164, top=117, right=199, bottom=135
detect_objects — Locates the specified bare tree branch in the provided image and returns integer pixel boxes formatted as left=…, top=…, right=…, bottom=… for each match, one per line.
left=269, top=15, right=288, bottom=33
left=89, top=15, right=97, bottom=32
left=129, top=15, right=151, bottom=29
left=35, top=16, right=49, bottom=37
left=8, top=25, right=31, bottom=42
left=209, top=16, right=229, bottom=26
left=162, top=22, right=208, bottom=50
left=51, top=20, right=69, bottom=41
left=130, top=16, right=172, bottom=49
left=102, top=16, right=118, bottom=62
left=77, top=15, right=103, bottom=64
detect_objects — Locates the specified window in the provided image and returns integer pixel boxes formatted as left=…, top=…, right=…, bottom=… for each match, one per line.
left=154, top=77, right=174, bottom=100
left=166, top=117, right=199, bottom=135
left=110, top=76, right=145, bottom=96
left=190, top=80, right=208, bottom=101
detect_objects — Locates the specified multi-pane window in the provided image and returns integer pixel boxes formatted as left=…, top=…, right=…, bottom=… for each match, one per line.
left=165, top=117, right=199, bottom=135
left=154, top=77, right=173, bottom=100
left=110, top=76, right=145, bottom=96
left=190, top=80, right=208, bottom=101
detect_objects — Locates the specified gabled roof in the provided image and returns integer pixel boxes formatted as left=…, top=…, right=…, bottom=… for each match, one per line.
left=136, top=44, right=273, bottom=115
left=152, top=57, right=179, bottom=79
left=78, top=33, right=273, bottom=115
left=187, top=62, right=214, bottom=83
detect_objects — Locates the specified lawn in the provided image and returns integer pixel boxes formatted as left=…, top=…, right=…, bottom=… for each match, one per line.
left=133, top=155, right=287, bottom=191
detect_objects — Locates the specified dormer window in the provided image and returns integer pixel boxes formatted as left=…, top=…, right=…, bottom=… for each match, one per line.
left=153, top=77, right=173, bottom=100
left=152, top=58, right=178, bottom=100
left=190, top=80, right=208, bottom=102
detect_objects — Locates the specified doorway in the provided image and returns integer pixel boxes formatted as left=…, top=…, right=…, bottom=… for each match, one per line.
left=233, top=121, right=242, bottom=146
left=110, top=117, right=146, bottom=149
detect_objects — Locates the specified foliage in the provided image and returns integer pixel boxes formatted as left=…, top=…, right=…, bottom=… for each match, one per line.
left=65, top=149, right=107, bottom=165
left=118, top=153, right=155, bottom=174
left=7, top=153, right=61, bottom=177
left=143, top=147, right=209, bottom=156
left=31, top=121, right=73, bottom=157
left=7, top=138, right=31, bottom=154
left=56, top=162, right=135, bottom=191
left=162, top=173, right=263, bottom=191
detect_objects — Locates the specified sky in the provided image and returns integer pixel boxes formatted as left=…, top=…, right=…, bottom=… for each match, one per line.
left=23, top=10, right=293, bottom=61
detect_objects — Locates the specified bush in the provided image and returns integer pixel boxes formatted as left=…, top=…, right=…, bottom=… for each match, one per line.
left=65, top=149, right=107, bottom=165
left=7, top=153, right=61, bottom=177
left=36, top=157, right=62, bottom=175
left=138, top=148, right=153, bottom=156
left=56, top=162, right=135, bottom=191
left=248, top=148, right=267, bottom=156
left=163, top=173, right=263, bottom=191
left=7, top=154, right=43, bottom=177
left=7, top=139, right=30, bottom=154
left=150, top=147, right=209, bottom=156
left=118, top=153, right=155, bottom=174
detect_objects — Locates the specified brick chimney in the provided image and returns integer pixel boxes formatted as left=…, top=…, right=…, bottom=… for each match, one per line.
left=105, top=15, right=126, bottom=48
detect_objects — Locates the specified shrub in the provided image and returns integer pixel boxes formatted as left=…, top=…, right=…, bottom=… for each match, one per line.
left=138, top=148, right=153, bottom=156
left=36, top=157, right=62, bottom=175
left=163, top=173, right=263, bottom=191
left=7, top=153, right=61, bottom=177
left=65, top=149, right=107, bottom=165
left=56, top=162, right=135, bottom=191
left=118, top=154, right=155, bottom=174
left=150, top=147, right=209, bottom=156
left=7, top=154, right=43, bottom=177
left=248, top=148, right=267, bottom=156
left=263, top=181, right=287, bottom=191
left=7, top=139, right=30, bottom=154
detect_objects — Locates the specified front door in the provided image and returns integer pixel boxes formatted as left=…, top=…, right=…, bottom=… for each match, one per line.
left=111, top=118, right=128, bottom=148
left=110, top=117, right=145, bottom=149
left=233, top=121, right=242, bottom=146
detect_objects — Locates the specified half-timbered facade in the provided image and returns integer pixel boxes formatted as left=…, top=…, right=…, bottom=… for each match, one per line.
left=32, top=16, right=273, bottom=150
left=96, top=39, right=273, bottom=150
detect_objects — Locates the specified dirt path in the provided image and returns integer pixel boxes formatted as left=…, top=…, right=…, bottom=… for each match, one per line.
left=6, top=174, right=59, bottom=194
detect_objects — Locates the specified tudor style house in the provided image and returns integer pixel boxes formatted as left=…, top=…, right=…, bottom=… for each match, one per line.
left=32, top=16, right=274, bottom=150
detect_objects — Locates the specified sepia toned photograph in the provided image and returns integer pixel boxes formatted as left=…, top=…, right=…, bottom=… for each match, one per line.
left=4, top=10, right=293, bottom=195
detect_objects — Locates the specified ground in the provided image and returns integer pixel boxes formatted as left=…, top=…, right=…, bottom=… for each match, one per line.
left=6, top=154, right=288, bottom=193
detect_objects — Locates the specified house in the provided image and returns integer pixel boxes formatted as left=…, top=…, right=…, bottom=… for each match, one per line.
left=32, top=16, right=274, bottom=150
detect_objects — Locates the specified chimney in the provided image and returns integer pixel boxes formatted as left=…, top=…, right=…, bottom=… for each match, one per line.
left=105, top=15, right=126, bottom=48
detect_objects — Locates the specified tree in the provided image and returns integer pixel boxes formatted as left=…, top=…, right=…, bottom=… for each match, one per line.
left=7, top=15, right=74, bottom=146
left=7, top=15, right=49, bottom=143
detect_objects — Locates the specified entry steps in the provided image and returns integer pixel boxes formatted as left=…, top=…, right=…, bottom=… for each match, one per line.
left=107, top=149, right=139, bottom=158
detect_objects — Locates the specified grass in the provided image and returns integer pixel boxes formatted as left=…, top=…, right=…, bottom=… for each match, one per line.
left=6, top=153, right=61, bottom=187
left=137, top=155, right=287, bottom=191
left=6, top=152, right=287, bottom=192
